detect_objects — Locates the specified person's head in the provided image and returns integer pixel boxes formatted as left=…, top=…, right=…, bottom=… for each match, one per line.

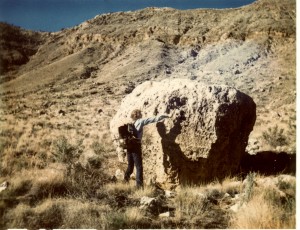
left=131, top=109, right=142, bottom=120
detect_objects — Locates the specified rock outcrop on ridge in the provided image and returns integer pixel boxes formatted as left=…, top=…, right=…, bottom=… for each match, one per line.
left=110, top=79, right=256, bottom=187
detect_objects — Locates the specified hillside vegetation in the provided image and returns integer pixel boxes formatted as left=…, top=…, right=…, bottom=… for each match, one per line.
left=0, top=0, right=296, bottom=229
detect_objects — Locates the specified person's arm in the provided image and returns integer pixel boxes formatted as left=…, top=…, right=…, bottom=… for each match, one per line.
left=141, top=115, right=169, bottom=126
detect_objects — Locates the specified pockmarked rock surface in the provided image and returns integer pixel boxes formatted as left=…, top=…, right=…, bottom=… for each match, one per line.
left=110, top=79, right=256, bottom=187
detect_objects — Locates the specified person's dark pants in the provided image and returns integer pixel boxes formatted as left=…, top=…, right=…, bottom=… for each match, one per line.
left=124, top=143, right=143, bottom=188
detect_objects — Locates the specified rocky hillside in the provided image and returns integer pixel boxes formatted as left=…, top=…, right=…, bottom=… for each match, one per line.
left=0, top=22, right=46, bottom=81
left=0, top=0, right=296, bottom=174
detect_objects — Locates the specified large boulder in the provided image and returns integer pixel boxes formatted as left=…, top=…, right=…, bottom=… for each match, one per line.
left=110, top=79, right=256, bottom=188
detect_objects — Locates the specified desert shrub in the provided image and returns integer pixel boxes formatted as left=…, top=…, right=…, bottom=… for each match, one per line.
left=262, top=125, right=288, bottom=148
left=52, top=136, right=83, bottom=175
left=91, top=140, right=106, bottom=155
left=52, top=136, right=81, bottom=163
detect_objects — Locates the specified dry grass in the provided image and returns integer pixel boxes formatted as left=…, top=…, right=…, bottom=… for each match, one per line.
left=121, top=207, right=150, bottom=228
left=131, top=184, right=157, bottom=199
left=0, top=165, right=66, bottom=200
left=124, top=206, right=146, bottom=223
left=102, top=181, right=135, bottom=195
left=231, top=194, right=280, bottom=228
left=230, top=190, right=295, bottom=228
left=96, top=183, right=156, bottom=229
left=229, top=174, right=296, bottom=229
left=174, top=185, right=209, bottom=218
left=220, top=177, right=243, bottom=196
left=59, top=199, right=110, bottom=228
left=1, top=171, right=295, bottom=229
left=4, top=198, right=110, bottom=229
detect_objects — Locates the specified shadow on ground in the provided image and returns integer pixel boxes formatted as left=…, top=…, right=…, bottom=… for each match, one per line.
left=240, top=151, right=296, bottom=176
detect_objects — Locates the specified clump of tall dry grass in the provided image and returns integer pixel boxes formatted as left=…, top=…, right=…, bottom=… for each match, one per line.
left=131, top=183, right=157, bottom=199
left=230, top=190, right=295, bottom=228
left=174, top=185, right=209, bottom=219
left=229, top=174, right=296, bottom=229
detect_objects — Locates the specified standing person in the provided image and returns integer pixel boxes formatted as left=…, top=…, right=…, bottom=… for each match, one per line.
left=124, top=109, right=169, bottom=188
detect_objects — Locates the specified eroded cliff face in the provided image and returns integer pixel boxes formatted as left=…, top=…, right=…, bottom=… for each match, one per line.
left=61, top=0, right=295, bottom=51
left=110, top=79, right=256, bottom=188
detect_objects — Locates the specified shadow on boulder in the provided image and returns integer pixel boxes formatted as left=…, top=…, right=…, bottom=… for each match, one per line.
left=156, top=116, right=185, bottom=185
left=240, top=151, right=296, bottom=176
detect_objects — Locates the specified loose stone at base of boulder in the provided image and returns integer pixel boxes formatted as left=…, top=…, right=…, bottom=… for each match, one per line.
left=0, top=181, right=8, bottom=193
left=110, top=79, right=256, bottom=188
